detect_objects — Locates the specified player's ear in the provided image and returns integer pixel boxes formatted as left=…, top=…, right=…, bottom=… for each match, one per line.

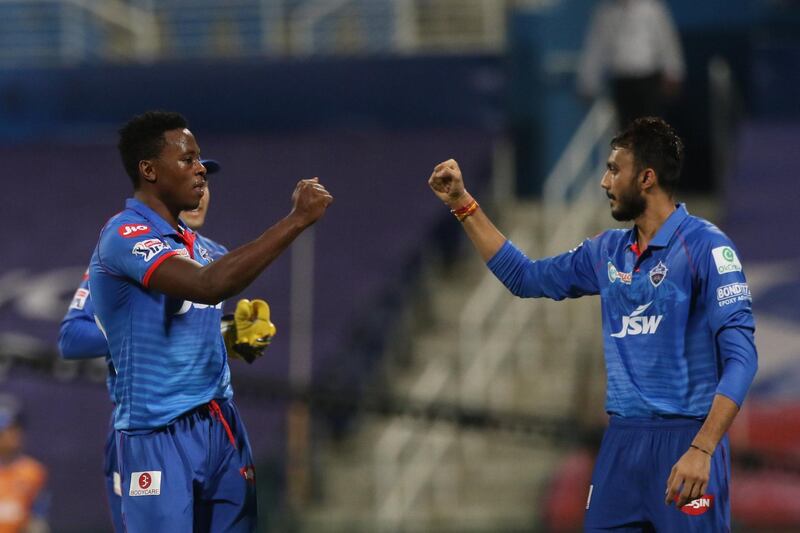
left=139, top=159, right=157, bottom=184
left=640, top=168, right=657, bottom=191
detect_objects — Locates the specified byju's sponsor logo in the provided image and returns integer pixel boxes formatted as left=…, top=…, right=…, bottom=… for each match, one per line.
left=129, top=471, right=161, bottom=496
left=611, top=302, right=663, bottom=338
left=712, top=246, right=742, bottom=274
left=716, top=282, right=751, bottom=307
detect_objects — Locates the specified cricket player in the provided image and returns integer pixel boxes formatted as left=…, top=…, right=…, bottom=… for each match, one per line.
left=428, top=117, right=756, bottom=531
left=59, top=160, right=274, bottom=531
left=87, top=111, right=331, bottom=531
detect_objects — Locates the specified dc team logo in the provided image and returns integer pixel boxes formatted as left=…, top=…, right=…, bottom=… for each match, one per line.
left=680, top=494, right=714, bottom=516
left=118, top=224, right=150, bottom=238
left=129, top=471, right=162, bottom=496
left=132, top=239, right=170, bottom=262
left=198, top=244, right=212, bottom=263
left=712, top=246, right=742, bottom=274
left=648, top=261, right=668, bottom=288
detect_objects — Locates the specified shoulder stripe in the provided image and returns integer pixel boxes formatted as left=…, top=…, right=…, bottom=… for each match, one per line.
left=142, top=251, right=179, bottom=288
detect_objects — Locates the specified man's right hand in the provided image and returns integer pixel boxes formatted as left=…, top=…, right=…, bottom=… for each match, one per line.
left=428, top=159, right=471, bottom=209
left=291, top=177, right=333, bottom=227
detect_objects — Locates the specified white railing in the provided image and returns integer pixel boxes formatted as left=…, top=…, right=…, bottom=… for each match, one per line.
left=0, top=0, right=158, bottom=66
left=289, top=0, right=508, bottom=56
left=0, top=0, right=512, bottom=65
left=373, top=98, right=616, bottom=530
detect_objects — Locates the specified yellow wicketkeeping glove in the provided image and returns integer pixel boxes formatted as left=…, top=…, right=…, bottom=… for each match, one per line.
left=222, top=298, right=277, bottom=364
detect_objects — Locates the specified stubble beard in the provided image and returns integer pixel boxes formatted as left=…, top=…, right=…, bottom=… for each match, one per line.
left=610, top=188, right=646, bottom=222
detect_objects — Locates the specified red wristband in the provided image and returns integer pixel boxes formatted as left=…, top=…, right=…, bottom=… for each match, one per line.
left=451, top=199, right=479, bottom=222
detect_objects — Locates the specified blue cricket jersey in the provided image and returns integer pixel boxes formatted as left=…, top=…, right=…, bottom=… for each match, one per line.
left=60, top=234, right=229, bottom=398
left=488, top=204, right=757, bottom=418
left=89, top=198, right=233, bottom=431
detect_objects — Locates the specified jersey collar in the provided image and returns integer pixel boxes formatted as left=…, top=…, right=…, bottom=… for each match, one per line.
left=626, top=203, right=689, bottom=252
left=124, top=198, right=192, bottom=239
left=649, top=203, right=689, bottom=248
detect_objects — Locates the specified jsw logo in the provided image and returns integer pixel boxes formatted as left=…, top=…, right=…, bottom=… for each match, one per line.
left=611, top=302, right=663, bottom=338
left=175, top=301, right=223, bottom=315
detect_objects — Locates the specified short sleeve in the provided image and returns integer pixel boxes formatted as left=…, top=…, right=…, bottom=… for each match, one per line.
left=97, top=222, right=179, bottom=288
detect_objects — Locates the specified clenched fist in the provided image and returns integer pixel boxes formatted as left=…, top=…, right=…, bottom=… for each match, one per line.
left=290, top=177, right=333, bottom=227
left=428, top=159, right=471, bottom=209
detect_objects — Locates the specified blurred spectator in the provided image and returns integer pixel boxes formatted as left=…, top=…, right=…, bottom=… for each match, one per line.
left=577, top=0, right=685, bottom=127
left=0, top=395, right=48, bottom=533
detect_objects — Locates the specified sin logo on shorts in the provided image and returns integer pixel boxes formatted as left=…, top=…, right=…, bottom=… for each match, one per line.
left=680, top=494, right=714, bottom=516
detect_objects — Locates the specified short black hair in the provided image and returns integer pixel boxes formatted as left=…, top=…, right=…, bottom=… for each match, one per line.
left=118, top=111, right=189, bottom=187
left=611, top=117, right=684, bottom=195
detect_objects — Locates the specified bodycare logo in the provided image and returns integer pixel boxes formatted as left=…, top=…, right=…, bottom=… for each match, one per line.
left=129, top=471, right=162, bottom=496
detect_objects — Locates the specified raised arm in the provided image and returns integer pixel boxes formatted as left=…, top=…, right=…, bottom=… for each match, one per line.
left=428, top=159, right=507, bottom=261
left=428, top=159, right=600, bottom=299
left=149, top=178, right=332, bottom=304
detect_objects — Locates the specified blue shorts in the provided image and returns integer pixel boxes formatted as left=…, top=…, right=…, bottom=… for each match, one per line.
left=584, top=416, right=730, bottom=532
left=103, top=414, right=124, bottom=533
left=116, top=399, right=257, bottom=532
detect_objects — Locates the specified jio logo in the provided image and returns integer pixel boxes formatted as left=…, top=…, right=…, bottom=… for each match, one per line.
left=139, top=473, right=152, bottom=489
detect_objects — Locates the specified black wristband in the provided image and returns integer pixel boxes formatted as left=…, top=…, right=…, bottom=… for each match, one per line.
left=690, top=443, right=712, bottom=456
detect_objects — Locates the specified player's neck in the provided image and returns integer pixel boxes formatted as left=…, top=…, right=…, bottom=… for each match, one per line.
left=634, top=197, right=676, bottom=252
left=134, top=190, right=182, bottom=231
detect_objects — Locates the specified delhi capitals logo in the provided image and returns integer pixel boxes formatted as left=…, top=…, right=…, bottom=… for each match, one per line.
left=649, top=261, right=668, bottom=288
left=198, top=245, right=211, bottom=263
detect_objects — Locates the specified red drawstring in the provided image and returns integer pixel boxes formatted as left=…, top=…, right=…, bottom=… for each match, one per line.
left=209, top=400, right=237, bottom=449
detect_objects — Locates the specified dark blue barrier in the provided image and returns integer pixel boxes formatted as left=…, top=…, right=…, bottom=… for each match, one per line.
left=0, top=55, right=505, bottom=141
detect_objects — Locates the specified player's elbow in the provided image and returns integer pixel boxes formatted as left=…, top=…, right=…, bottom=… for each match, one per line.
left=504, top=284, right=529, bottom=298
left=58, top=322, right=80, bottom=359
